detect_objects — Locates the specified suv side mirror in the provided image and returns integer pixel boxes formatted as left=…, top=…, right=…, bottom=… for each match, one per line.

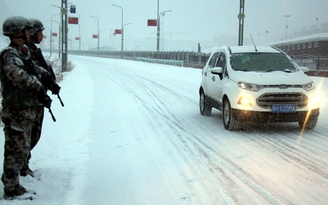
left=211, top=67, right=223, bottom=75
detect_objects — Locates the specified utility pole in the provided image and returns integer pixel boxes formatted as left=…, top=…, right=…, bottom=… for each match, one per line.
left=238, top=0, right=245, bottom=46
left=284, top=15, right=291, bottom=38
left=61, top=0, right=68, bottom=72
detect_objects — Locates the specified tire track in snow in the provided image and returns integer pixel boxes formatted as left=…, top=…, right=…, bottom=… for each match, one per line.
left=96, top=62, right=327, bottom=205
left=106, top=71, right=291, bottom=205
left=248, top=134, right=328, bottom=181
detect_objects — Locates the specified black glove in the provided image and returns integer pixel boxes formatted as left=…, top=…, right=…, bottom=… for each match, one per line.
left=49, top=83, right=61, bottom=95
left=37, top=91, right=52, bottom=108
left=43, top=94, right=52, bottom=108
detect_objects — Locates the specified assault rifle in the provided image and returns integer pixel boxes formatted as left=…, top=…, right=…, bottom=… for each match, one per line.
left=25, top=57, right=56, bottom=122
left=34, top=48, right=64, bottom=107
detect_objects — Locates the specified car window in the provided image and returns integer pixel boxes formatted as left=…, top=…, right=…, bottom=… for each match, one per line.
left=209, top=52, right=220, bottom=68
left=216, top=53, right=226, bottom=68
left=230, top=53, right=297, bottom=72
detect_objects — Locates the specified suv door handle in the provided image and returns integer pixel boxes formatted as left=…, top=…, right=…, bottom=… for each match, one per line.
left=212, top=76, right=215, bottom=81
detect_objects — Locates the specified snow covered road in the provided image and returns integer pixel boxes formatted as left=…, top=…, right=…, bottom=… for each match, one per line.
left=1, top=55, right=327, bottom=205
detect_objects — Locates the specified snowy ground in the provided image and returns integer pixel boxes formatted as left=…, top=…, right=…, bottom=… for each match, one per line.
left=0, top=54, right=327, bottom=205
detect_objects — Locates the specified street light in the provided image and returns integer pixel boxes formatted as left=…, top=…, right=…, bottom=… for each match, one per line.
left=284, top=15, right=291, bottom=38
left=123, top=23, right=132, bottom=50
left=111, top=4, right=123, bottom=52
left=42, top=27, right=51, bottom=50
left=157, top=7, right=172, bottom=51
left=50, top=14, right=60, bottom=57
left=52, top=20, right=61, bottom=57
left=161, top=13, right=166, bottom=50
left=90, top=15, right=99, bottom=55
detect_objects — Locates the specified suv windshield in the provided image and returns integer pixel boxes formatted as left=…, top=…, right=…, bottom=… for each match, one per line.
left=230, top=53, right=297, bottom=72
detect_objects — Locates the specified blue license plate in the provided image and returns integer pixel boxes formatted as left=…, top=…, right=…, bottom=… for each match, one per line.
left=272, top=104, right=296, bottom=113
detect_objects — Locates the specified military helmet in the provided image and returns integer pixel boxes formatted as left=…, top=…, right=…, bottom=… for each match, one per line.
left=2, top=16, right=32, bottom=36
left=28, top=18, right=45, bottom=34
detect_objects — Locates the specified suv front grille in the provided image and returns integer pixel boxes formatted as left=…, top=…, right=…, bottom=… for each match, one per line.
left=257, top=92, right=308, bottom=109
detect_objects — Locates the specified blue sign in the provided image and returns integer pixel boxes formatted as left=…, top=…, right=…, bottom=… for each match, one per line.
left=70, top=5, right=76, bottom=13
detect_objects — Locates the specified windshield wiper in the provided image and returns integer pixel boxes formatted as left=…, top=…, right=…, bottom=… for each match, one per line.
left=264, top=69, right=292, bottom=73
left=234, top=69, right=250, bottom=72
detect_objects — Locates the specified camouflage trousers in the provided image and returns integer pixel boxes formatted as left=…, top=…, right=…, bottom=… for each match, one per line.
left=1, top=107, right=37, bottom=191
left=23, top=107, right=44, bottom=170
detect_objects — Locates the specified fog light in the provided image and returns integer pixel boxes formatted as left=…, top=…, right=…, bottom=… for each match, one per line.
left=238, top=97, right=251, bottom=106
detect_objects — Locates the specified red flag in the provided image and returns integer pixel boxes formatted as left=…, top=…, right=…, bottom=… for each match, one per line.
left=52, top=33, right=57, bottom=37
left=115, top=29, right=121, bottom=35
left=68, top=17, right=79, bottom=24
left=147, top=19, right=157, bottom=26
left=92, top=34, right=98, bottom=38
left=75, top=37, right=80, bottom=40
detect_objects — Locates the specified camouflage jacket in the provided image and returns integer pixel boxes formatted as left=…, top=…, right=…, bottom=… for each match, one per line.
left=0, top=42, right=45, bottom=110
left=25, top=42, right=56, bottom=90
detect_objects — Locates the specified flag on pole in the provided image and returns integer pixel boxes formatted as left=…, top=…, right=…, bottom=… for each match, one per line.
left=115, top=29, right=122, bottom=34
left=147, top=19, right=157, bottom=26
left=68, top=17, right=79, bottom=24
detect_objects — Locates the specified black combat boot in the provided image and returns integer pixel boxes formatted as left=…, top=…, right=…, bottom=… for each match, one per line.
left=4, top=184, right=27, bottom=199
left=4, top=184, right=36, bottom=200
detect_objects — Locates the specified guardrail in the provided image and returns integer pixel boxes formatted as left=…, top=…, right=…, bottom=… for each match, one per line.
left=59, top=49, right=208, bottom=69
left=135, top=57, right=184, bottom=67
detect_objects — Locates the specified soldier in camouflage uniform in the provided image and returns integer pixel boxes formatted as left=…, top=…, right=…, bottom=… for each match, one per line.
left=20, top=18, right=60, bottom=178
left=0, top=16, right=52, bottom=199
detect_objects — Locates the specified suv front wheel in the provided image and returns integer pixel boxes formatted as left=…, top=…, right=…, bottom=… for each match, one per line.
left=199, top=91, right=212, bottom=116
left=223, top=98, right=239, bottom=131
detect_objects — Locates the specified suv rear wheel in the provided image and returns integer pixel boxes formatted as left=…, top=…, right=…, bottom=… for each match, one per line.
left=199, top=92, right=212, bottom=116
left=223, top=98, right=239, bottom=131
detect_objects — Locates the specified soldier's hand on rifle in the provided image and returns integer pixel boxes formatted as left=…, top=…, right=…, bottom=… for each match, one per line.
left=37, top=91, right=52, bottom=108
left=43, top=94, right=52, bottom=108
left=49, top=83, right=61, bottom=95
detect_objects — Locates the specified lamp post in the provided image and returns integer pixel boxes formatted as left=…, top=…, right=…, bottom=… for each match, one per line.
left=156, top=5, right=172, bottom=51
left=284, top=15, right=291, bottom=38
left=161, top=13, right=166, bottom=50
left=52, top=20, right=61, bottom=57
left=111, top=4, right=123, bottom=52
left=99, top=29, right=105, bottom=53
left=50, top=14, right=60, bottom=57
left=78, top=15, right=81, bottom=54
left=123, top=23, right=131, bottom=50
left=42, top=27, right=51, bottom=50
left=90, top=15, right=99, bottom=55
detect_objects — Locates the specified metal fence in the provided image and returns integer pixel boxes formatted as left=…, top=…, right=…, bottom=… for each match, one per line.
left=66, top=50, right=328, bottom=72
left=67, top=50, right=210, bottom=68
left=293, top=54, right=328, bottom=70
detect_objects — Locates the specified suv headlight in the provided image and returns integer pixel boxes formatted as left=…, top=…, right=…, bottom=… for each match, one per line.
left=238, top=82, right=263, bottom=92
left=302, top=82, right=315, bottom=91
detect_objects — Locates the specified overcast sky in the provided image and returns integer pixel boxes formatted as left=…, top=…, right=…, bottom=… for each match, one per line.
left=1, top=0, right=327, bottom=51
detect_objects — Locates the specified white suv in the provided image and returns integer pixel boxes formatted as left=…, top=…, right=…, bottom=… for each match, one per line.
left=199, top=46, right=320, bottom=131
